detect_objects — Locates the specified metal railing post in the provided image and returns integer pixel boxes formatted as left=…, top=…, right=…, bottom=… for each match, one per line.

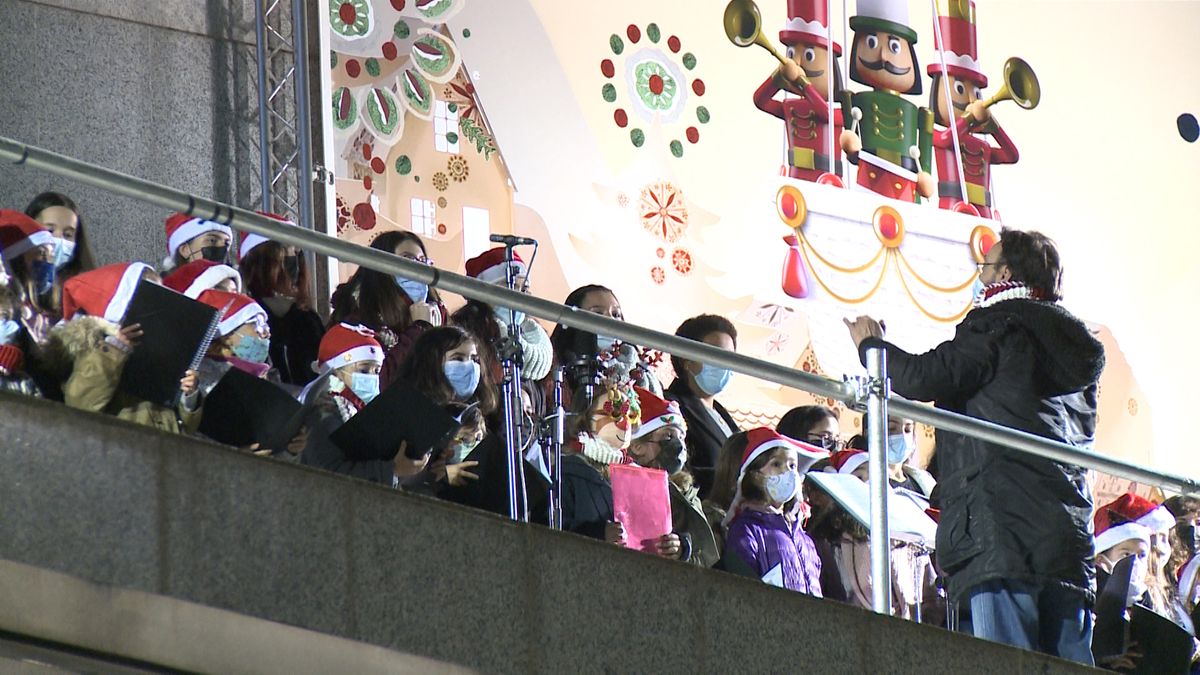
left=290, top=0, right=315, bottom=234
left=865, top=346, right=892, bottom=615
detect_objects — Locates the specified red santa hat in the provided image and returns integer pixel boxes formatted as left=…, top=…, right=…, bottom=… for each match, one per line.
left=738, top=427, right=827, bottom=478
left=926, top=0, right=987, bottom=86
left=163, top=260, right=242, bottom=299
left=0, top=344, right=23, bottom=376
left=238, top=211, right=295, bottom=261
left=318, top=323, right=384, bottom=370
left=61, top=262, right=153, bottom=322
left=196, top=290, right=267, bottom=337
left=464, top=247, right=526, bottom=285
left=164, top=213, right=233, bottom=260
left=631, top=387, right=686, bottom=440
left=780, top=0, right=842, bottom=55
left=1094, top=494, right=1155, bottom=555
left=826, top=449, right=869, bottom=476
left=1116, top=492, right=1176, bottom=534
left=0, top=210, right=54, bottom=261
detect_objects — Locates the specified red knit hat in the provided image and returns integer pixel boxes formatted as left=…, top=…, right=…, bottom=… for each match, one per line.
left=196, top=290, right=267, bottom=337
left=163, top=260, right=242, bottom=299
left=238, top=211, right=294, bottom=261
left=827, top=449, right=869, bottom=476
left=464, top=247, right=526, bottom=284
left=1094, top=493, right=1156, bottom=554
left=631, top=387, right=685, bottom=440
left=739, top=426, right=827, bottom=477
left=61, top=262, right=153, bottom=322
left=164, top=213, right=233, bottom=260
left=0, top=210, right=53, bottom=261
left=318, top=323, right=383, bottom=370
left=0, top=344, right=23, bottom=376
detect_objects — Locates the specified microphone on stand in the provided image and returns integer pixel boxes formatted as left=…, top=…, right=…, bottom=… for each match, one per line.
left=490, top=234, right=538, bottom=246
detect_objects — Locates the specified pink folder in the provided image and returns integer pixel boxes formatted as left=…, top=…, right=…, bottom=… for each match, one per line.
left=610, top=463, right=672, bottom=553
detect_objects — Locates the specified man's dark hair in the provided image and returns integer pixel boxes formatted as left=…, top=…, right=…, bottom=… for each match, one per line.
left=999, top=228, right=1063, bottom=302
left=670, top=314, right=737, bottom=379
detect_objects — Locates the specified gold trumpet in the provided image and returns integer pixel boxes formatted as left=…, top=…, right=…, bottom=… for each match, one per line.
left=979, top=57, right=1041, bottom=110
left=723, top=0, right=789, bottom=66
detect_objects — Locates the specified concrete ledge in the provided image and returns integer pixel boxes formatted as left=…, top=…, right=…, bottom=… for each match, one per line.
left=0, top=559, right=471, bottom=674
left=0, top=392, right=1098, bottom=673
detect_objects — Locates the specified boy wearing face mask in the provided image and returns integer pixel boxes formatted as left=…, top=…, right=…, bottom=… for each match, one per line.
left=665, top=314, right=741, bottom=501
left=627, top=387, right=719, bottom=567
left=720, top=428, right=827, bottom=594
left=0, top=276, right=41, bottom=396
left=300, top=323, right=428, bottom=485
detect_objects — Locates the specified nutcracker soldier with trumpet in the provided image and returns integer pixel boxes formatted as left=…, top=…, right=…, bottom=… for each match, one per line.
left=928, top=0, right=1039, bottom=220
left=734, top=0, right=846, bottom=185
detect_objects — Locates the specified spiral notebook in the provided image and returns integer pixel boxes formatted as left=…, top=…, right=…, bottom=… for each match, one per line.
left=118, top=280, right=221, bottom=407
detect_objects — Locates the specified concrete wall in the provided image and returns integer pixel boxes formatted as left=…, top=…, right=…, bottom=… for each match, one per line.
left=0, top=391, right=1095, bottom=674
left=0, top=0, right=260, bottom=266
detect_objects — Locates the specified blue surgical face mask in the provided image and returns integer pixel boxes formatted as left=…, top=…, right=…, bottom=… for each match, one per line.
left=349, top=372, right=381, bottom=404
left=971, top=278, right=986, bottom=303
left=450, top=438, right=481, bottom=463
left=493, top=305, right=525, bottom=326
left=31, top=260, right=55, bottom=296
left=231, top=333, right=271, bottom=364
left=0, top=319, right=19, bottom=345
left=597, top=335, right=619, bottom=353
left=395, top=276, right=428, bottom=304
left=887, top=434, right=915, bottom=465
left=694, top=363, right=732, bottom=396
left=51, top=238, right=76, bottom=270
left=443, top=360, right=481, bottom=400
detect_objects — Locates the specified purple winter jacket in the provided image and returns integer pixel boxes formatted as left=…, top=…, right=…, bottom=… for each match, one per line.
left=723, top=508, right=823, bottom=596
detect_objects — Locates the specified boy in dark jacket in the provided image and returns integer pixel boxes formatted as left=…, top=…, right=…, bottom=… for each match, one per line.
left=845, top=228, right=1103, bottom=665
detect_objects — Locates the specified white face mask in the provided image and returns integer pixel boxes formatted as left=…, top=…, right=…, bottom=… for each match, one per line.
left=763, top=470, right=799, bottom=503
left=1126, top=555, right=1149, bottom=606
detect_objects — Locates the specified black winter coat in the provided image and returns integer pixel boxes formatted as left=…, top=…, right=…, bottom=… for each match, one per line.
left=561, top=454, right=613, bottom=540
left=665, top=378, right=740, bottom=500
left=859, top=298, right=1104, bottom=603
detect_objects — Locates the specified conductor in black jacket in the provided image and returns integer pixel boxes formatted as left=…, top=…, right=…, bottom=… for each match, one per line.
left=845, top=228, right=1103, bottom=665
left=664, top=314, right=740, bottom=500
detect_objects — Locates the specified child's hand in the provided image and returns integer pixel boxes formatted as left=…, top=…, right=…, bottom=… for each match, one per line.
left=392, top=441, right=429, bottom=477
left=443, top=461, right=480, bottom=487
left=116, top=323, right=144, bottom=349
left=605, top=521, right=627, bottom=547
left=654, top=533, right=683, bottom=560
left=179, top=369, right=198, bottom=396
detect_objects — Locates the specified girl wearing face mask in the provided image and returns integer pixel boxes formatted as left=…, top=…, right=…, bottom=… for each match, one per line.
left=450, top=248, right=553, bottom=403
left=549, top=284, right=663, bottom=409
left=163, top=212, right=235, bottom=271
left=300, top=323, right=429, bottom=485
left=857, top=412, right=938, bottom=510
left=238, top=218, right=324, bottom=387
left=396, top=326, right=497, bottom=416
left=664, top=314, right=740, bottom=501
left=0, top=210, right=60, bottom=346
left=0, top=276, right=42, bottom=396
left=47, top=263, right=202, bottom=434
left=719, top=428, right=826, bottom=595
left=25, top=192, right=97, bottom=318
left=329, top=231, right=447, bottom=390
left=627, top=387, right=719, bottom=567
left=194, top=290, right=275, bottom=385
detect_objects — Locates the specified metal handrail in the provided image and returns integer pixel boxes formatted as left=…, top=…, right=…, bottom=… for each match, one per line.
left=2, top=135, right=1196, bottom=497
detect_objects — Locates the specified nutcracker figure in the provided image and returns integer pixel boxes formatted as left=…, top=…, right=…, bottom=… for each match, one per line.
left=928, top=0, right=1018, bottom=220
left=839, top=0, right=935, bottom=203
left=752, top=0, right=845, bottom=185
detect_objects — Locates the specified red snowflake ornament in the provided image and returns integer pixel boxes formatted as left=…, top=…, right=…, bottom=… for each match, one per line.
left=639, top=181, right=688, bottom=242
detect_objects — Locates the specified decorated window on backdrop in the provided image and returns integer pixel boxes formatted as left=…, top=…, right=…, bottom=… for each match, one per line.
left=434, top=100, right=460, bottom=154
left=410, top=198, right=436, bottom=237
left=462, top=206, right=491, bottom=259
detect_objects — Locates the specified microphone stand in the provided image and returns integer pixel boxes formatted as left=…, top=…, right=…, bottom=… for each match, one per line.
left=546, top=368, right=566, bottom=530
left=496, top=242, right=529, bottom=522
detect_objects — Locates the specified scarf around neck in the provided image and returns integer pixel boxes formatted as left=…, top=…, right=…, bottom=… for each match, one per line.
left=973, top=281, right=1047, bottom=309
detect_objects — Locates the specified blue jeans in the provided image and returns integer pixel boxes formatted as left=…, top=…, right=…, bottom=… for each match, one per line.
left=966, top=579, right=1094, bottom=666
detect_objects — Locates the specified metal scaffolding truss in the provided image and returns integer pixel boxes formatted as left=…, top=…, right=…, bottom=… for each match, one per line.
left=253, top=0, right=314, bottom=229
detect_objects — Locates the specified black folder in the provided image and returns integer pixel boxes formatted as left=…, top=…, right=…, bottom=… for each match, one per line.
left=329, top=378, right=460, bottom=462
left=119, top=280, right=221, bottom=407
left=199, top=366, right=304, bottom=450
